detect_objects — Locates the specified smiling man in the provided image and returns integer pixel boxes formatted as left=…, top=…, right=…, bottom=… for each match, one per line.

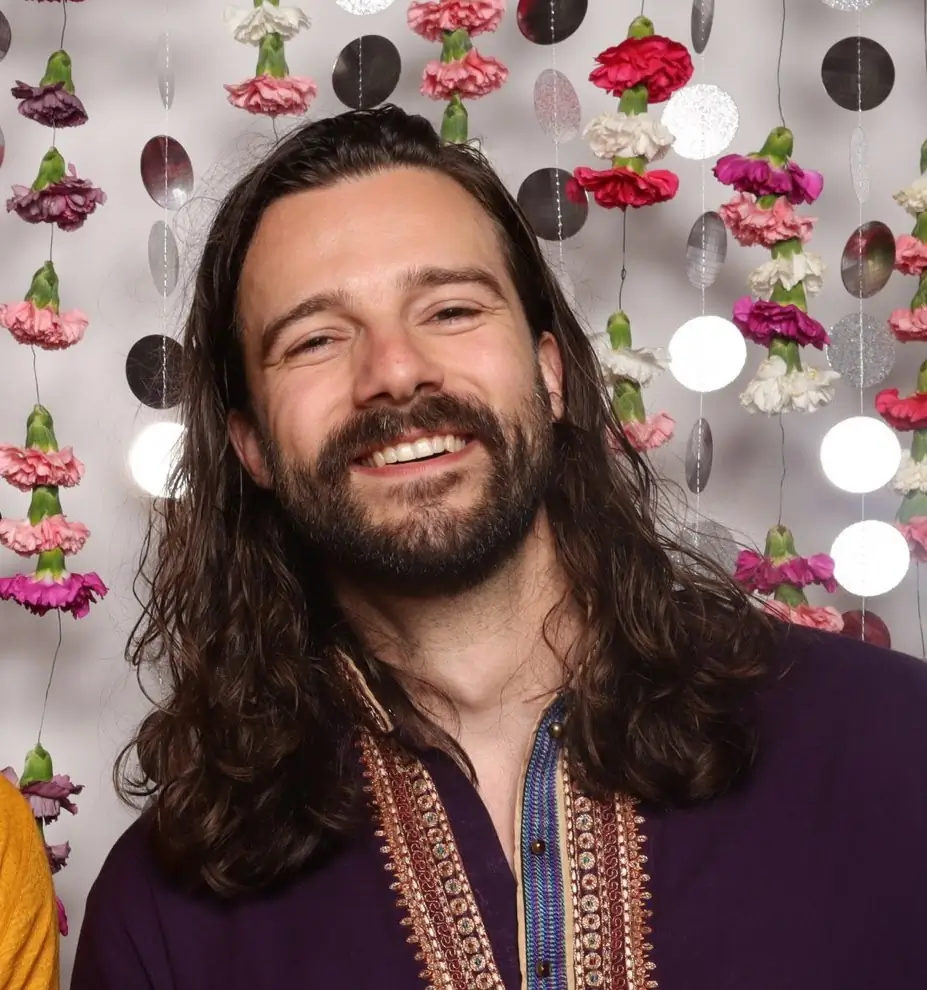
left=73, top=106, right=927, bottom=989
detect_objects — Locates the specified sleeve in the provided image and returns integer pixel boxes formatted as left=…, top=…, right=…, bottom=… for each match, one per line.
left=0, top=777, right=59, bottom=990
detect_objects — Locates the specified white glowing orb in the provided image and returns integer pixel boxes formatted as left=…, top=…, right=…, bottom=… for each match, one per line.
left=668, top=315, right=747, bottom=392
left=819, top=416, right=901, bottom=494
left=128, top=421, right=185, bottom=498
left=831, top=520, right=910, bottom=597
left=662, top=84, right=740, bottom=160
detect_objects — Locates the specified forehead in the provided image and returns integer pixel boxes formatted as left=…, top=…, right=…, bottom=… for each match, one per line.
left=238, top=167, right=510, bottom=319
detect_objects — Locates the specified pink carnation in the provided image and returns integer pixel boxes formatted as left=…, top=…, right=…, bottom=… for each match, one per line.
left=0, top=515, right=90, bottom=556
left=894, top=234, right=927, bottom=276
left=719, top=192, right=816, bottom=248
left=0, top=444, right=84, bottom=491
left=7, top=164, right=105, bottom=231
left=888, top=307, right=927, bottom=343
left=224, top=75, right=317, bottom=117
left=11, top=81, right=87, bottom=128
left=408, top=0, right=504, bottom=40
left=421, top=49, right=508, bottom=100
left=713, top=154, right=823, bottom=205
left=897, top=517, right=927, bottom=563
left=0, top=570, right=107, bottom=619
left=735, top=549, right=836, bottom=594
left=732, top=297, right=829, bottom=350
left=764, top=600, right=844, bottom=632
left=0, top=300, right=87, bottom=350
left=19, top=774, right=83, bottom=823
left=621, top=411, right=675, bottom=452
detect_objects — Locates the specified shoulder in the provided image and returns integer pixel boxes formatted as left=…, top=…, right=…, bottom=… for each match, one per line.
left=85, top=811, right=159, bottom=904
left=0, top=772, right=50, bottom=875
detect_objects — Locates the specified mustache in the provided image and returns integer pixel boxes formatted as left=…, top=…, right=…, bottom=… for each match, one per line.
left=317, top=393, right=506, bottom=481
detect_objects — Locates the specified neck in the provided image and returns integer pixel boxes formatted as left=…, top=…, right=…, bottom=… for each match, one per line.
left=335, top=513, right=576, bottom=749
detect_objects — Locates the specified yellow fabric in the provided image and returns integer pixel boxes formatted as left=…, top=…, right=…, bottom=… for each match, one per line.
left=0, top=775, right=59, bottom=990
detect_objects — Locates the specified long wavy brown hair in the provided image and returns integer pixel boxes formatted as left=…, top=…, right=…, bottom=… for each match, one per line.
left=118, top=105, right=776, bottom=896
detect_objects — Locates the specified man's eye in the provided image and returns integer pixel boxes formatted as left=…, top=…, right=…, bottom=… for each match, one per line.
left=433, top=307, right=479, bottom=322
left=289, top=335, right=332, bottom=356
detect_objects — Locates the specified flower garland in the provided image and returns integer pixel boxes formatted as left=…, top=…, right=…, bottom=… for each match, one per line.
left=571, top=16, right=691, bottom=211
left=890, top=139, right=927, bottom=343
left=734, top=524, right=843, bottom=633
left=224, top=0, right=315, bottom=117
left=1, top=3, right=105, bottom=935
left=408, top=0, right=507, bottom=144
left=2, top=744, right=82, bottom=936
left=714, top=127, right=839, bottom=415
left=597, top=311, right=674, bottom=453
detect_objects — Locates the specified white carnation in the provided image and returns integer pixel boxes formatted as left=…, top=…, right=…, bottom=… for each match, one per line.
left=893, top=175, right=927, bottom=217
left=225, top=3, right=310, bottom=44
left=583, top=112, right=675, bottom=163
left=591, top=334, right=669, bottom=387
left=747, top=252, right=826, bottom=300
left=740, top=356, right=839, bottom=415
left=892, top=451, right=927, bottom=493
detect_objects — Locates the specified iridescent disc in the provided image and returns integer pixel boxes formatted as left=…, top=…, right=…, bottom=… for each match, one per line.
left=820, top=0, right=876, bottom=9
left=691, top=0, right=714, bottom=54
left=336, top=0, right=396, bottom=13
left=533, top=70, right=581, bottom=144
left=147, top=221, right=180, bottom=297
left=685, top=418, right=714, bottom=494
left=849, top=126, right=870, bottom=204
left=140, top=136, right=193, bottom=210
left=0, top=12, right=11, bottom=62
left=685, top=211, right=727, bottom=288
left=674, top=517, right=740, bottom=575
left=662, top=84, right=739, bottom=160
left=517, top=168, right=588, bottom=241
left=825, top=313, right=896, bottom=388
left=157, top=32, right=174, bottom=110
left=822, top=37, right=894, bottom=111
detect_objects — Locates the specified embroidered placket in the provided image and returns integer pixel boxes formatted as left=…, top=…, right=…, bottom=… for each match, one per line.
left=519, top=698, right=569, bottom=990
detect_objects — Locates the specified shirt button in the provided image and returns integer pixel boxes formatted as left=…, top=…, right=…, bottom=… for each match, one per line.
left=548, top=721, right=564, bottom=740
left=529, top=839, right=546, bottom=855
left=535, top=961, right=551, bottom=978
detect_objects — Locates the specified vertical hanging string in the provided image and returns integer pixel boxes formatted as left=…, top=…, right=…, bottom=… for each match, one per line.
left=36, top=615, right=63, bottom=745
left=855, top=10, right=867, bottom=639
left=617, top=214, right=628, bottom=310
left=775, top=0, right=786, bottom=127
left=775, top=0, right=788, bottom=525
left=358, top=35, right=364, bottom=111
left=161, top=4, right=171, bottom=418
left=693, top=40, right=708, bottom=532
left=548, top=0, right=564, bottom=270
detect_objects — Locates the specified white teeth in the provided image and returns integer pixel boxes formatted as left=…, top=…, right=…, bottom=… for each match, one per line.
left=362, top=434, right=467, bottom=467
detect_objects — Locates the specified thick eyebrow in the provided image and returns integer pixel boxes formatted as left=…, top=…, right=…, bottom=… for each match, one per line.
left=258, top=265, right=508, bottom=363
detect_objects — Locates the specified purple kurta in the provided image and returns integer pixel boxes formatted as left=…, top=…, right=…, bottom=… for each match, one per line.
left=72, top=628, right=927, bottom=989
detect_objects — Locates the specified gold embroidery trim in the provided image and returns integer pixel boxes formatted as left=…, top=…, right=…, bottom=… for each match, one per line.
left=562, top=761, right=656, bottom=990
left=359, top=733, right=506, bottom=990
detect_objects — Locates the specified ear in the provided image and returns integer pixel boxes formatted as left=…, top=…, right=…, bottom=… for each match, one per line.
left=228, top=410, right=273, bottom=489
left=537, top=332, right=564, bottom=420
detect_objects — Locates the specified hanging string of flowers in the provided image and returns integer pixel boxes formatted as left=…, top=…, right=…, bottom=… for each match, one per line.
left=0, top=2, right=105, bottom=937
left=714, top=126, right=839, bottom=415
left=408, top=0, right=507, bottom=144
left=734, top=525, right=843, bottom=633
left=224, top=0, right=315, bottom=117
left=881, top=141, right=927, bottom=565
left=571, top=16, right=690, bottom=452
left=2, top=744, right=82, bottom=936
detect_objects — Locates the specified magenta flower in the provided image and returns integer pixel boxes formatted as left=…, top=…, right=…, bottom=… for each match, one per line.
left=55, top=897, right=68, bottom=937
left=19, top=774, right=83, bottom=823
left=713, top=154, right=823, bottom=205
left=0, top=444, right=84, bottom=491
left=46, top=841, right=71, bottom=874
left=12, top=82, right=87, bottom=128
left=7, top=163, right=105, bottom=231
left=732, top=297, right=829, bottom=350
left=735, top=548, right=837, bottom=594
left=0, top=569, right=108, bottom=619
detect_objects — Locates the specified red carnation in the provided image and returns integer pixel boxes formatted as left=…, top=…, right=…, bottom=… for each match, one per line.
left=874, top=389, right=927, bottom=431
left=590, top=35, right=693, bottom=104
left=572, top=165, right=679, bottom=210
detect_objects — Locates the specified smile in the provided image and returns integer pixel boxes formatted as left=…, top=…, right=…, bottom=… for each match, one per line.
left=356, top=433, right=471, bottom=469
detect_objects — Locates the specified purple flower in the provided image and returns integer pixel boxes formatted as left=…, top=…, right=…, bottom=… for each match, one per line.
left=12, top=81, right=87, bottom=128
left=20, top=774, right=83, bottom=823
left=713, top=154, right=824, bottom=206
left=732, top=297, right=830, bottom=350
left=0, top=570, right=108, bottom=618
left=46, top=841, right=71, bottom=874
left=7, top=165, right=106, bottom=232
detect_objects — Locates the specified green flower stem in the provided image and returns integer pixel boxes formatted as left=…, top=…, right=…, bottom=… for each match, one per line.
left=772, top=583, right=808, bottom=607
left=606, top=310, right=632, bottom=350
left=39, top=51, right=76, bottom=95
left=24, top=262, right=60, bottom=312
left=911, top=272, right=927, bottom=311
left=918, top=358, right=927, bottom=394
left=441, top=95, right=468, bottom=144
left=756, top=126, right=794, bottom=168
left=768, top=337, right=803, bottom=373
left=763, top=523, right=798, bottom=563
left=627, top=16, right=654, bottom=38
left=256, top=33, right=287, bottom=78
left=441, top=28, right=472, bottom=62
left=32, top=148, right=66, bottom=191
left=912, top=212, right=927, bottom=245
left=34, top=548, right=66, bottom=580
left=770, top=279, right=808, bottom=312
left=612, top=380, right=646, bottom=423
left=618, top=85, right=648, bottom=116
left=611, top=155, right=646, bottom=174
left=20, top=743, right=53, bottom=789
left=27, top=486, right=63, bottom=526
left=24, top=406, right=60, bottom=452
left=770, top=237, right=803, bottom=260
left=920, top=137, right=927, bottom=176
left=911, top=429, right=927, bottom=463
left=898, top=490, right=927, bottom=524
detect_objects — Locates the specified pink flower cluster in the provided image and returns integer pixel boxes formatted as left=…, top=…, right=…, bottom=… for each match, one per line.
left=0, top=443, right=84, bottom=491
left=0, top=300, right=87, bottom=350
left=764, top=600, right=844, bottom=633
left=408, top=0, right=504, bottom=40
left=12, top=81, right=87, bottom=128
left=719, top=192, right=816, bottom=249
left=714, top=154, right=823, bottom=206
left=894, top=234, right=927, bottom=277
left=621, top=412, right=675, bottom=452
left=7, top=164, right=105, bottom=232
left=888, top=307, right=927, bottom=342
left=898, top=517, right=927, bottom=562
left=0, top=515, right=89, bottom=556
left=421, top=49, right=508, bottom=100
left=0, top=570, right=107, bottom=619
left=225, top=75, right=317, bottom=117
left=732, top=297, right=829, bottom=350
left=735, top=549, right=837, bottom=595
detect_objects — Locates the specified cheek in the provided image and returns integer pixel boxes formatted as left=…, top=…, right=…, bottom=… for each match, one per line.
left=264, top=374, right=342, bottom=462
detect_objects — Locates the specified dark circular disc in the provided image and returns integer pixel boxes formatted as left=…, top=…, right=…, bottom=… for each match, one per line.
left=517, top=168, right=588, bottom=241
left=0, top=12, right=11, bottom=62
left=821, top=37, right=894, bottom=111
left=332, top=35, right=401, bottom=109
left=517, top=0, right=588, bottom=45
left=126, top=335, right=183, bottom=409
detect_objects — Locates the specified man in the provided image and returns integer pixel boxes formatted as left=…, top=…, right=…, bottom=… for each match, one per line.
left=0, top=773, right=59, bottom=989
left=73, top=106, right=927, bottom=988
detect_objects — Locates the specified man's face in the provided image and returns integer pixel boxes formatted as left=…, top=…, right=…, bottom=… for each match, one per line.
left=230, top=166, right=564, bottom=595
